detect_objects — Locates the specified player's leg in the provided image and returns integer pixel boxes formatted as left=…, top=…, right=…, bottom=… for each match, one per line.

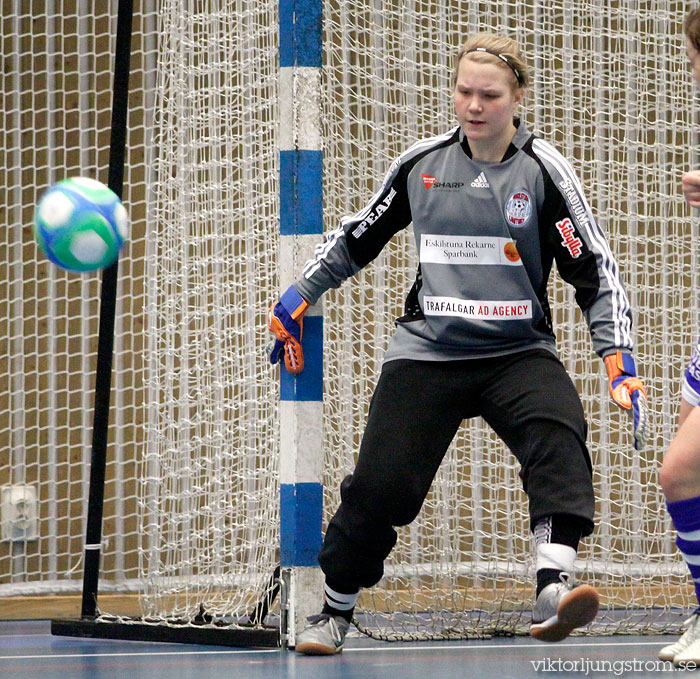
left=661, top=402, right=700, bottom=503
left=658, top=399, right=700, bottom=665
left=296, top=359, right=467, bottom=655
left=479, top=348, right=598, bottom=642
left=528, top=514, right=599, bottom=642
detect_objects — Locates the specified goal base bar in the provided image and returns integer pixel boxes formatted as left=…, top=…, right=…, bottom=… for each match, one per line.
left=51, top=617, right=280, bottom=648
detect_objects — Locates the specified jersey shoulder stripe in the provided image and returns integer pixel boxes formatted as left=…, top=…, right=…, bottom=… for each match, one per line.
left=531, top=139, right=606, bottom=248
left=393, top=127, right=460, bottom=167
left=337, top=127, right=459, bottom=233
left=531, top=138, right=632, bottom=348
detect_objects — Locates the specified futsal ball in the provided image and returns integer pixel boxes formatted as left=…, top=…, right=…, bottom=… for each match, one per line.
left=34, top=177, right=129, bottom=272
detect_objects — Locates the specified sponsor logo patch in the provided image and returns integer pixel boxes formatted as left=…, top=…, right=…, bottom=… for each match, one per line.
left=558, top=179, right=591, bottom=232
left=422, top=173, right=437, bottom=189
left=423, top=296, right=532, bottom=320
left=421, top=173, right=464, bottom=191
left=555, top=217, right=583, bottom=258
left=420, top=235, right=522, bottom=266
left=351, top=188, right=397, bottom=238
left=503, top=241, right=520, bottom=262
left=504, top=191, right=532, bottom=227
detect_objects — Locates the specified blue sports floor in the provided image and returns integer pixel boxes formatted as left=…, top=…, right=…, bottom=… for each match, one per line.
left=0, top=619, right=690, bottom=679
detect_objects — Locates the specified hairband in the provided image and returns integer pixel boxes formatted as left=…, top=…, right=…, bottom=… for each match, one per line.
left=465, top=47, right=524, bottom=86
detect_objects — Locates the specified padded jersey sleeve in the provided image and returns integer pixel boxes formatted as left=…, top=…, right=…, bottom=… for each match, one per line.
left=531, top=138, right=633, bottom=357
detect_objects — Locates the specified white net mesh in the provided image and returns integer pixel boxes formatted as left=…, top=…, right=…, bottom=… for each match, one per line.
left=1, top=0, right=698, bottom=640
left=137, top=0, right=280, bottom=621
left=0, top=2, right=154, bottom=595
left=321, top=0, right=699, bottom=637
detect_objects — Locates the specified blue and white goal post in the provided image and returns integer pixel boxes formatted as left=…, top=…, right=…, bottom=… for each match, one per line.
left=278, top=0, right=326, bottom=649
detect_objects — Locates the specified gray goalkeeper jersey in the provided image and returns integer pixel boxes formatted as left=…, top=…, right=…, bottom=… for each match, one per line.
left=294, top=120, right=633, bottom=362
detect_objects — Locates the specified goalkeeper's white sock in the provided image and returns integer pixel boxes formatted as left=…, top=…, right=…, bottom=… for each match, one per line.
left=534, top=515, right=579, bottom=596
left=536, top=543, right=576, bottom=573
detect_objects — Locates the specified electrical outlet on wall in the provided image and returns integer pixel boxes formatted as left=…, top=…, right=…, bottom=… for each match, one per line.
left=1, top=485, right=38, bottom=542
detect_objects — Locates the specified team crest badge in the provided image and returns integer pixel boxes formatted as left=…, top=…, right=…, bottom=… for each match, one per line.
left=504, top=191, right=532, bottom=227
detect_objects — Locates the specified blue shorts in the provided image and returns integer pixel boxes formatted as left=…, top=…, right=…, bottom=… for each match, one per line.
left=683, top=336, right=700, bottom=406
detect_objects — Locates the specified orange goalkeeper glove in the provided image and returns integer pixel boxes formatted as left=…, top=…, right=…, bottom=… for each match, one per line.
left=267, top=286, right=309, bottom=375
left=604, top=350, right=650, bottom=451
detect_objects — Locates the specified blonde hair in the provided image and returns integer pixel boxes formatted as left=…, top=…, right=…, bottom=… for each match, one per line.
left=453, top=33, right=530, bottom=90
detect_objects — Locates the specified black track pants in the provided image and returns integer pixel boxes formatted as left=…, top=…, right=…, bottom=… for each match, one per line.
left=318, top=349, right=594, bottom=590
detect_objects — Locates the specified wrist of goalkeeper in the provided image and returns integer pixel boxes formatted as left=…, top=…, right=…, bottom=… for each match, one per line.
left=267, top=285, right=309, bottom=374
left=604, top=350, right=647, bottom=408
left=604, top=350, right=649, bottom=451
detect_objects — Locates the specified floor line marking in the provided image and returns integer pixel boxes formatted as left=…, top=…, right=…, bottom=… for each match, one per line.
left=0, top=639, right=670, bottom=661
left=1, top=649, right=281, bottom=660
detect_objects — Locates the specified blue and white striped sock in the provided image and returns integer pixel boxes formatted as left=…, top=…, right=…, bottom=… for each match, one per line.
left=667, top=495, right=700, bottom=606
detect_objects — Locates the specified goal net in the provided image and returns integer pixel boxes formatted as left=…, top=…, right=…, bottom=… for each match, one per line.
left=0, top=0, right=698, bottom=641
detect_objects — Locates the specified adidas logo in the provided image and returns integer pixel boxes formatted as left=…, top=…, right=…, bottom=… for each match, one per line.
left=471, top=172, right=489, bottom=188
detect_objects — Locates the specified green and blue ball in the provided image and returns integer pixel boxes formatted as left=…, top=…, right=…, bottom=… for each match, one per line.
left=34, top=177, right=129, bottom=273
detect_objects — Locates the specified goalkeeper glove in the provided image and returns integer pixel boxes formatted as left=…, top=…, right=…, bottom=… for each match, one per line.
left=268, top=286, right=309, bottom=375
left=604, top=350, right=650, bottom=451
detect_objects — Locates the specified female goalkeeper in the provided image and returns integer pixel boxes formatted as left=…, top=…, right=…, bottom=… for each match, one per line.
left=657, top=7, right=700, bottom=667
left=268, top=32, right=649, bottom=655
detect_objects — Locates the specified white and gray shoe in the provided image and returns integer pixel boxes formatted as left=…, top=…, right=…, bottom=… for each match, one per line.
left=658, top=610, right=700, bottom=663
left=530, top=572, right=600, bottom=642
left=295, top=613, right=350, bottom=655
